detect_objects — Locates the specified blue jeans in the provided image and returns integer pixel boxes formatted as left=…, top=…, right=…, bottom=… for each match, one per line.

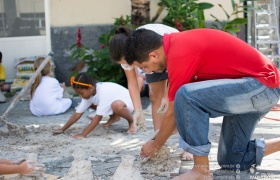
left=175, top=78, right=280, bottom=170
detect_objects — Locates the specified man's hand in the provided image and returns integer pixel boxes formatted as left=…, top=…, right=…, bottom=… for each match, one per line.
left=133, top=109, right=147, bottom=131
left=52, top=129, right=64, bottom=135
left=140, top=140, right=160, bottom=159
left=72, top=134, right=85, bottom=139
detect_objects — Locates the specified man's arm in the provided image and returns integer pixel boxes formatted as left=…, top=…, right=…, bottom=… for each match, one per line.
left=154, top=101, right=176, bottom=148
left=140, top=101, right=176, bottom=157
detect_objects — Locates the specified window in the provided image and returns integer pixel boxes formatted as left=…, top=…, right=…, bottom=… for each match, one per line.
left=0, top=0, right=45, bottom=38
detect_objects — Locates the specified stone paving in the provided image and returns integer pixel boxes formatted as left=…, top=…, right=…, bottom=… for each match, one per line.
left=0, top=95, right=280, bottom=180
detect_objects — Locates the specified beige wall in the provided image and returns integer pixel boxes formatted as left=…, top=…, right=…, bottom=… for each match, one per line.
left=50, top=0, right=240, bottom=27
left=203, top=0, right=244, bottom=21
left=50, top=0, right=131, bottom=26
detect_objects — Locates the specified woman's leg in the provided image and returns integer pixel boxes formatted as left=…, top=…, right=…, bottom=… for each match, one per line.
left=148, top=79, right=168, bottom=131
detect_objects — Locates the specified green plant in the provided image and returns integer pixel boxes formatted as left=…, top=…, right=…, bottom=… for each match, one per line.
left=210, top=0, right=254, bottom=36
left=158, top=0, right=214, bottom=31
left=69, top=15, right=133, bottom=87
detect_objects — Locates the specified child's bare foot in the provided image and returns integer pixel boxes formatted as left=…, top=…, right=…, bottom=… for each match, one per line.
left=127, top=123, right=137, bottom=134
left=172, top=168, right=212, bottom=180
left=181, top=151, right=193, bottom=161
left=101, top=117, right=121, bottom=127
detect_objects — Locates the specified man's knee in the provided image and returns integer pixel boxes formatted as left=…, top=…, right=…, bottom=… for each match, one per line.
left=174, top=86, right=192, bottom=104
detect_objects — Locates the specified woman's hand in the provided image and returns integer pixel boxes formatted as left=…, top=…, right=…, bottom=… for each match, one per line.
left=133, top=109, right=147, bottom=131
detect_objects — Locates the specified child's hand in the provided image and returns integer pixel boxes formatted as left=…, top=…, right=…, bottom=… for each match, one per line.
left=72, top=134, right=85, bottom=139
left=19, top=161, right=35, bottom=175
left=52, top=129, right=64, bottom=135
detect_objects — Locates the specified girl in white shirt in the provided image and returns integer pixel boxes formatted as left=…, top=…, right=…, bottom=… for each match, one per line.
left=30, top=57, right=72, bottom=116
left=53, top=72, right=136, bottom=138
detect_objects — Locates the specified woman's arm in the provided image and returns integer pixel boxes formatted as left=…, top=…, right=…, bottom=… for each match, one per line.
left=134, top=67, right=146, bottom=92
left=125, top=69, right=142, bottom=111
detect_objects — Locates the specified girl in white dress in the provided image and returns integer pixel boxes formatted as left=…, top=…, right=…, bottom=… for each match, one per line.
left=30, top=57, right=72, bottom=116
left=53, top=72, right=136, bottom=138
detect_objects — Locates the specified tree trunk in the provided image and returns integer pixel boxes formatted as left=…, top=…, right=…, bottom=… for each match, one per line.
left=131, top=0, right=150, bottom=26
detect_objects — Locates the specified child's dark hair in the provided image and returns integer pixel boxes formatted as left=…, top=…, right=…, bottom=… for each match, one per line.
left=72, top=72, right=96, bottom=89
left=109, top=26, right=133, bottom=62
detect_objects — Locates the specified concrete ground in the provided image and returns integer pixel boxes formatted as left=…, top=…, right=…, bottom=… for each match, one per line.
left=0, top=91, right=280, bottom=179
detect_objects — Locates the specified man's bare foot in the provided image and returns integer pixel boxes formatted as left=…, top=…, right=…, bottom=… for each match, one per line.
left=127, top=123, right=137, bottom=134
left=172, top=168, right=212, bottom=180
left=101, top=117, right=121, bottom=127
left=181, top=151, right=193, bottom=161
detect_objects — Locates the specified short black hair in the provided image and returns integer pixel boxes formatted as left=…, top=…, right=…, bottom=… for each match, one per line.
left=125, top=29, right=162, bottom=65
left=0, top=51, right=2, bottom=62
left=109, top=26, right=133, bottom=62
left=73, top=72, right=96, bottom=89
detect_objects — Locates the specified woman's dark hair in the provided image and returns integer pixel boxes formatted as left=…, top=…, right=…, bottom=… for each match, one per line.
left=125, top=29, right=162, bottom=65
left=72, top=72, right=96, bottom=89
left=109, top=26, right=133, bottom=62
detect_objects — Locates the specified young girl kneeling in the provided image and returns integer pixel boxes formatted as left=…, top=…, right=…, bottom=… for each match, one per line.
left=53, top=72, right=137, bottom=138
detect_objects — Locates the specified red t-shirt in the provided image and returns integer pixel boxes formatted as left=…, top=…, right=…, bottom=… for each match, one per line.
left=164, top=28, right=280, bottom=101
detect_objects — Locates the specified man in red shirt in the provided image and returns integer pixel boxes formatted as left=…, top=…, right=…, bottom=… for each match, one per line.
left=125, top=28, right=280, bottom=179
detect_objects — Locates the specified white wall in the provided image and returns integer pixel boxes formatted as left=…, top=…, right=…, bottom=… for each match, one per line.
left=0, top=36, right=49, bottom=82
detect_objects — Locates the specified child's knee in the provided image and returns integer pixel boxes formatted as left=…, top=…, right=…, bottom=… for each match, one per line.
left=111, top=100, right=126, bottom=110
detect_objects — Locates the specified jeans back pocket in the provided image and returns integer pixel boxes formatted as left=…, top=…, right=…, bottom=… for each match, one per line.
left=251, top=88, right=279, bottom=112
